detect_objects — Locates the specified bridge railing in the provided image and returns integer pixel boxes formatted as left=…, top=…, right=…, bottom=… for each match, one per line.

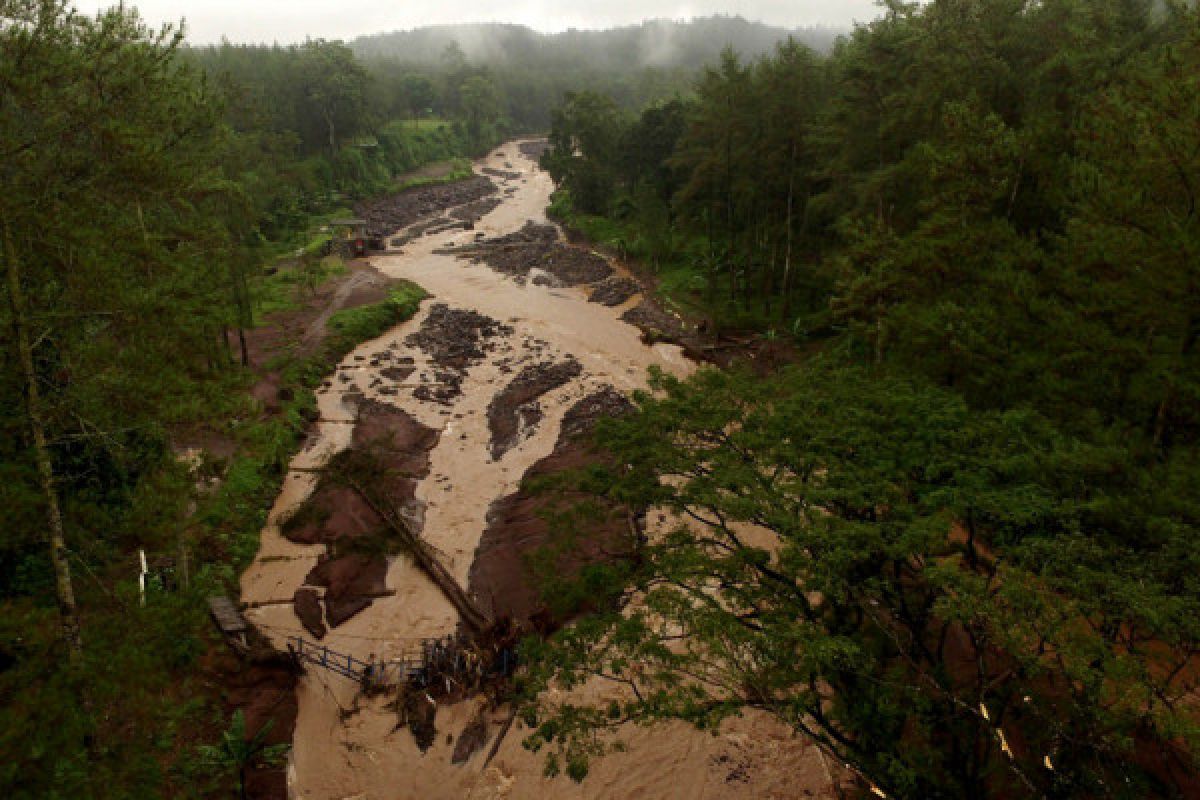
left=286, top=633, right=517, bottom=689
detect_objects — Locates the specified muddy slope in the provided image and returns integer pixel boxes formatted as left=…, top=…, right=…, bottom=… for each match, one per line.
left=280, top=400, right=439, bottom=632
left=470, top=387, right=635, bottom=625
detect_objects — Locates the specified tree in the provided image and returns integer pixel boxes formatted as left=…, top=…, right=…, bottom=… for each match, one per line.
left=1056, top=15, right=1200, bottom=447
left=0, top=0, right=226, bottom=658
left=459, top=74, right=501, bottom=153
left=197, top=710, right=290, bottom=800
left=520, top=365, right=1200, bottom=797
left=672, top=48, right=755, bottom=306
left=297, top=39, right=370, bottom=155
left=543, top=91, right=628, bottom=215
left=400, top=72, right=437, bottom=126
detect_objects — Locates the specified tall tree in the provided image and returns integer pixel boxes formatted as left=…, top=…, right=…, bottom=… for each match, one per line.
left=298, top=39, right=370, bottom=155
left=543, top=91, right=628, bottom=215
left=0, top=0, right=226, bottom=657
left=459, top=73, right=501, bottom=153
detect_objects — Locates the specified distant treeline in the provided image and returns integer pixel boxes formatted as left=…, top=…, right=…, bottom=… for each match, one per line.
left=350, top=16, right=841, bottom=130
left=184, top=38, right=508, bottom=238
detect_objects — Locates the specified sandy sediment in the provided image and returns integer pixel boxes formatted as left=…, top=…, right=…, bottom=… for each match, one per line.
left=239, top=140, right=836, bottom=800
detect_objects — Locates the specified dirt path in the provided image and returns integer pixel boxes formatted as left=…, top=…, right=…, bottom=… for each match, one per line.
left=239, top=141, right=836, bottom=800
left=299, top=269, right=384, bottom=349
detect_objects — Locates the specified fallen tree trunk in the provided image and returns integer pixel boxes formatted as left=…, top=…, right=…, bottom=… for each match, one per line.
left=346, top=477, right=492, bottom=635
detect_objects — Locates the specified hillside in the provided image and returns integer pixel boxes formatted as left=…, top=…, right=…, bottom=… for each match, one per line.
left=350, top=16, right=841, bottom=69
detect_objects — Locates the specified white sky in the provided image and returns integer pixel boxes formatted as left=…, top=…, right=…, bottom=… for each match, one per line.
left=72, top=1, right=884, bottom=45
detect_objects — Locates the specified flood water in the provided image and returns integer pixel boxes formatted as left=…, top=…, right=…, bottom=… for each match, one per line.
left=239, top=141, right=830, bottom=800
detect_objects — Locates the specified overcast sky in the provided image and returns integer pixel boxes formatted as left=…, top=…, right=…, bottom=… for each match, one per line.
left=72, top=1, right=883, bottom=44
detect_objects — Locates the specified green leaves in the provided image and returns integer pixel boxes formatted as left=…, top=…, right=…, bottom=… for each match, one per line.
left=522, top=358, right=1200, bottom=796
left=196, top=710, right=290, bottom=797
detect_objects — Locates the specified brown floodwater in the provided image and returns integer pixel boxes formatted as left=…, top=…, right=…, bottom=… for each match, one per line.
left=239, top=141, right=833, bottom=800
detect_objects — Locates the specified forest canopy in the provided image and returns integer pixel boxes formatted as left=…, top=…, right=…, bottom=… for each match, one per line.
left=525, top=1, right=1200, bottom=797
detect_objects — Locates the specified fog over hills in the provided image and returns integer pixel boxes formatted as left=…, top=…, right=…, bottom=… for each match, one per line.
left=350, top=15, right=843, bottom=69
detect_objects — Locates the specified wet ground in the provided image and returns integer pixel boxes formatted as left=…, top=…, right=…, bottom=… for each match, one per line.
left=239, top=140, right=836, bottom=800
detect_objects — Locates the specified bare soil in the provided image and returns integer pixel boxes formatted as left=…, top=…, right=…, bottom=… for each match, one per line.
left=292, top=587, right=325, bottom=639
left=213, top=633, right=301, bottom=800
left=470, top=387, right=635, bottom=625
left=244, top=264, right=393, bottom=371
left=280, top=400, right=439, bottom=632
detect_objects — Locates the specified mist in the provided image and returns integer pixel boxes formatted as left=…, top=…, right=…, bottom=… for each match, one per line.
left=70, top=0, right=883, bottom=44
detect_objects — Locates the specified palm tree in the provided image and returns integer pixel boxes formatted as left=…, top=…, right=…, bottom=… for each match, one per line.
left=198, top=710, right=290, bottom=800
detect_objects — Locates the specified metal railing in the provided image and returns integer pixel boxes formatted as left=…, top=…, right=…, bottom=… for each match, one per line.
left=287, top=633, right=517, bottom=689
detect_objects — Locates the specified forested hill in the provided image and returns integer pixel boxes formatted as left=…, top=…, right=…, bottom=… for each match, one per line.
left=527, top=1, right=1200, bottom=796
left=350, top=16, right=841, bottom=70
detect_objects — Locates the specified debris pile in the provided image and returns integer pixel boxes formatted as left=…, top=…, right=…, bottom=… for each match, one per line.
left=486, top=358, right=583, bottom=459
left=517, top=140, right=550, bottom=161
left=588, top=275, right=641, bottom=307
left=621, top=302, right=692, bottom=344
left=437, top=221, right=613, bottom=286
left=404, top=305, right=514, bottom=405
left=354, top=176, right=498, bottom=240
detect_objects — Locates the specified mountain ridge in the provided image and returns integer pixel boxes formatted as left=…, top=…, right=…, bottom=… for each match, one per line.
left=349, top=15, right=843, bottom=69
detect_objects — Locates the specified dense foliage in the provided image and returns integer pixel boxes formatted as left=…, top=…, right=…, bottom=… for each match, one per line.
left=526, top=1, right=1200, bottom=797
left=0, top=3, right=483, bottom=797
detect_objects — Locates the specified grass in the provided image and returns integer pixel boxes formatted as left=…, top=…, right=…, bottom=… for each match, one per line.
left=253, top=255, right=348, bottom=320
left=395, top=157, right=474, bottom=192
left=326, top=281, right=428, bottom=356
left=398, top=117, right=454, bottom=132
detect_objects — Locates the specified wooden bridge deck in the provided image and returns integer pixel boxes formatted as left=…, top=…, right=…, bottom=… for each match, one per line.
left=207, top=595, right=248, bottom=635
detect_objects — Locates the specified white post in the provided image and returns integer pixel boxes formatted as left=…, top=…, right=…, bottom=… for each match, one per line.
left=138, top=549, right=148, bottom=607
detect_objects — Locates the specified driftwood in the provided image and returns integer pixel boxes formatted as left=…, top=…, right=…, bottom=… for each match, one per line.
left=482, top=708, right=518, bottom=768
left=345, top=477, right=492, bottom=634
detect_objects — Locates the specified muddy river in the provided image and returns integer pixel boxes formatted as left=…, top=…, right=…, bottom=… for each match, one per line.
left=239, top=141, right=833, bottom=800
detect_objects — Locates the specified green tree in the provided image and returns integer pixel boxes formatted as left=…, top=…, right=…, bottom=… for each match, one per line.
left=543, top=91, right=628, bottom=215
left=198, top=710, right=290, bottom=800
left=298, top=39, right=370, bottom=155
left=672, top=48, right=755, bottom=306
left=521, top=365, right=1200, bottom=797
left=1056, top=18, right=1200, bottom=447
left=459, top=73, right=501, bottom=153
left=0, top=0, right=226, bottom=658
left=400, top=72, right=437, bottom=125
